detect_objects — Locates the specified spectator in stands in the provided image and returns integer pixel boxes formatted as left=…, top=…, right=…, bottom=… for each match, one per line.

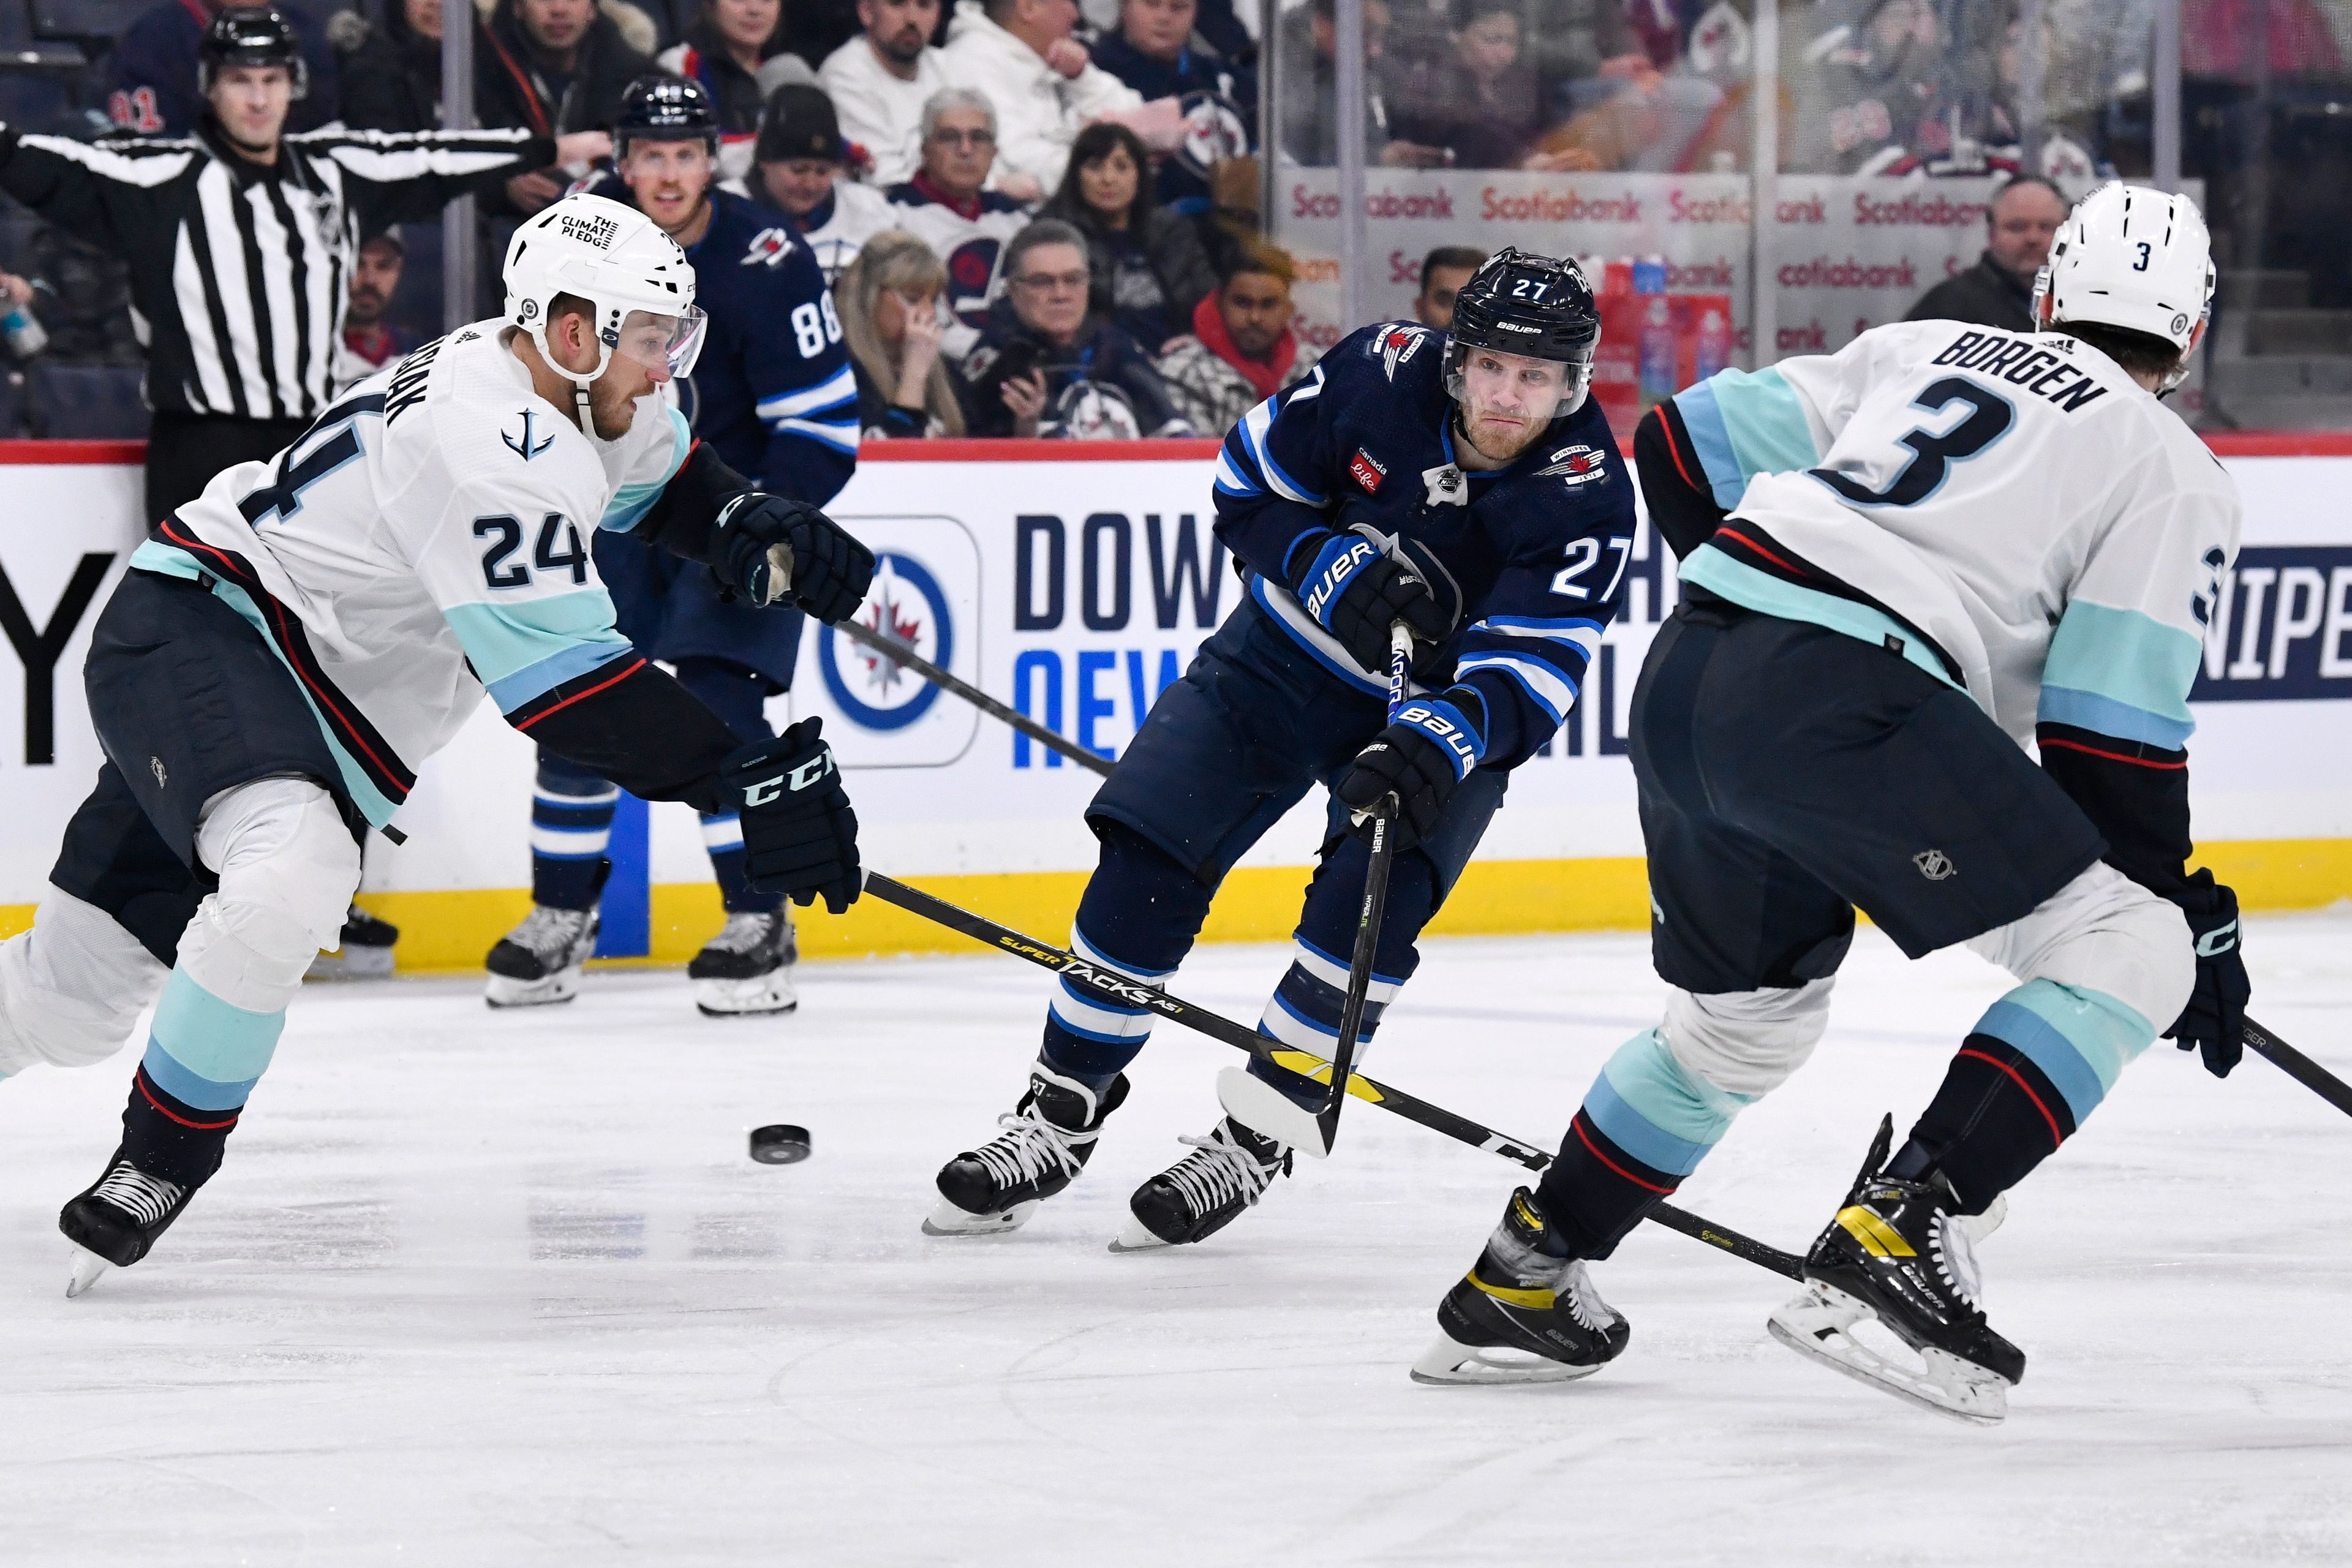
left=750, top=85, right=900, bottom=280
left=660, top=0, right=818, bottom=179
left=1791, top=0, right=1947, bottom=175
left=886, top=89, right=1032, bottom=353
left=21, top=227, right=141, bottom=366
left=1152, top=243, right=1320, bottom=435
left=839, top=230, right=971, bottom=436
left=966, top=218, right=1191, bottom=437
left=1390, top=0, right=1548, bottom=168
left=821, top=0, right=951, bottom=187
left=108, top=0, right=341, bottom=137
left=1091, top=0, right=1247, bottom=107
left=939, top=0, right=1164, bottom=200
left=1280, top=0, right=1446, bottom=168
left=1042, top=123, right=1213, bottom=350
left=1904, top=175, right=2068, bottom=332
left=1415, top=244, right=1485, bottom=329
left=478, top=0, right=655, bottom=213
left=0, top=272, right=45, bottom=364
left=1516, top=0, right=1652, bottom=119
left=784, top=0, right=875, bottom=74
left=331, top=229, right=420, bottom=390
left=336, top=0, right=455, bottom=132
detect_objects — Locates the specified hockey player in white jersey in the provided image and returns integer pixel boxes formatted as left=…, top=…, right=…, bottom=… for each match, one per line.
left=1416, top=184, right=2250, bottom=1424
left=0, top=192, right=872, bottom=1295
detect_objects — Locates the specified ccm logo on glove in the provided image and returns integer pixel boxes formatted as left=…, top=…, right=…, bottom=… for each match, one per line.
left=741, top=750, right=835, bottom=806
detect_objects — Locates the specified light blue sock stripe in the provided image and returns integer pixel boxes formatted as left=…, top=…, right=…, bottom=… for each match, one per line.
left=1585, top=1028, right=1755, bottom=1177
left=149, top=967, right=284, bottom=1090
left=1975, top=980, right=2157, bottom=1125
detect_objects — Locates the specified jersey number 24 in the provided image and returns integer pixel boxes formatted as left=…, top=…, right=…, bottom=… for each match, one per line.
left=477, top=513, right=588, bottom=589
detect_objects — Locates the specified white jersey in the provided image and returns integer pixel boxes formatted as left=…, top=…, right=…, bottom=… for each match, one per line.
left=1671, top=319, right=2241, bottom=752
left=132, top=320, right=688, bottom=826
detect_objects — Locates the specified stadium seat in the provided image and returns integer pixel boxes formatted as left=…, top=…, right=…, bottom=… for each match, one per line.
left=27, top=361, right=148, bottom=439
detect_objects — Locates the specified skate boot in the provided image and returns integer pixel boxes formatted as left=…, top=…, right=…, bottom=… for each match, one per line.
left=58, top=1147, right=195, bottom=1298
left=1111, top=1115, right=1290, bottom=1252
left=690, top=909, right=797, bottom=1017
left=307, top=904, right=399, bottom=980
left=925, top=1066, right=1130, bottom=1236
left=484, top=903, right=599, bottom=1008
left=1767, top=1154, right=2026, bottom=1425
left=1412, top=1187, right=1630, bottom=1385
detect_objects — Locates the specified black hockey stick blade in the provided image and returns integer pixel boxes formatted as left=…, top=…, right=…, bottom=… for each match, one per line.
left=835, top=616, right=1114, bottom=778
left=2243, top=1015, right=2352, bottom=1119
left=862, top=870, right=1807, bottom=1281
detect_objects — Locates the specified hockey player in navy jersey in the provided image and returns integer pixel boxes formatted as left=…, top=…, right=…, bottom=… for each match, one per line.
left=925, top=249, right=1638, bottom=1249
left=486, top=77, right=861, bottom=1018
left=1414, top=186, right=2248, bottom=1424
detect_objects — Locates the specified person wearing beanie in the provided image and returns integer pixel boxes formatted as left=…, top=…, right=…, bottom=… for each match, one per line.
left=748, top=85, right=899, bottom=280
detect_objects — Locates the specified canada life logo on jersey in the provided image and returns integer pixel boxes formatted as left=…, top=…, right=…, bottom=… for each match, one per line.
left=817, top=552, right=954, bottom=731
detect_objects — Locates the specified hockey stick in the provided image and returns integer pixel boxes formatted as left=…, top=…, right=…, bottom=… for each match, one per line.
left=2244, top=1016, right=2352, bottom=1120
left=835, top=616, right=1115, bottom=778
left=862, top=869, right=1806, bottom=1281
left=1215, top=624, right=1415, bottom=1159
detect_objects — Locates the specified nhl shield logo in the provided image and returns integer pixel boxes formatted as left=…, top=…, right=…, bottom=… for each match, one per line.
left=1913, top=849, right=1956, bottom=881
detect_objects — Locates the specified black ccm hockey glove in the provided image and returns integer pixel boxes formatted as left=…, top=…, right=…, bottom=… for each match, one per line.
left=717, top=718, right=862, bottom=914
left=1333, top=691, right=1486, bottom=853
left=2165, top=869, right=2250, bottom=1077
left=711, top=493, right=877, bottom=622
left=1287, top=530, right=1449, bottom=673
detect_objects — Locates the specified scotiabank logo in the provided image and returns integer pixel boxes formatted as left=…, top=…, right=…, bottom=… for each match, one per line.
left=1669, top=258, right=1736, bottom=290
left=1290, top=184, right=1455, bottom=220
left=1778, top=255, right=1918, bottom=290
left=1668, top=191, right=1751, bottom=225
left=1852, top=192, right=1989, bottom=228
left=1481, top=187, right=1640, bottom=224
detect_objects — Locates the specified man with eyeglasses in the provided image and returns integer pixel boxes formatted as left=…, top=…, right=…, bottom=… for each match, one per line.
left=965, top=218, right=1193, bottom=436
left=883, top=88, right=1031, bottom=360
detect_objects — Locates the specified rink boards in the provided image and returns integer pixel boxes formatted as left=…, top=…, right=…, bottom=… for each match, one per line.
left=0, top=435, right=2346, bottom=970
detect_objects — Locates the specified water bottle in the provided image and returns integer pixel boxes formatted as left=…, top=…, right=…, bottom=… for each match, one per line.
left=1631, top=254, right=1668, bottom=296
left=1695, top=305, right=1732, bottom=380
left=3, top=301, right=45, bottom=358
left=1638, top=294, right=1676, bottom=408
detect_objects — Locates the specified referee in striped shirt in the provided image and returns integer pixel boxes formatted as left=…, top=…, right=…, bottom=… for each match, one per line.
left=0, top=7, right=611, bottom=518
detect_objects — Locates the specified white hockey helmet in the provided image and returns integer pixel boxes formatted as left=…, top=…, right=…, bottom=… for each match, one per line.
left=502, top=192, right=707, bottom=430
left=2033, top=181, right=2214, bottom=390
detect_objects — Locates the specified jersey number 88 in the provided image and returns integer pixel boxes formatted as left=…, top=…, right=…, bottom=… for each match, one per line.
left=791, top=296, right=843, bottom=359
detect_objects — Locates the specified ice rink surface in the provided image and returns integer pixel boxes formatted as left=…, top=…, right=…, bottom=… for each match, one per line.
left=4, top=913, right=2350, bottom=1566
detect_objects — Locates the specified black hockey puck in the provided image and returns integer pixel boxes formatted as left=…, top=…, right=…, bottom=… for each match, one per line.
left=749, top=1124, right=812, bottom=1164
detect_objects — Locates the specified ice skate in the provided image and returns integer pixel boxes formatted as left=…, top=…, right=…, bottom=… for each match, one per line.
left=484, top=903, right=599, bottom=1008
left=1766, top=1151, right=2025, bottom=1426
left=925, top=1066, right=1129, bottom=1237
left=1412, top=1188, right=1629, bottom=1385
left=58, top=1147, right=195, bottom=1298
left=690, top=909, right=797, bottom=1017
left=1111, top=1116, right=1290, bottom=1252
left=306, top=904, right=399, bottom=980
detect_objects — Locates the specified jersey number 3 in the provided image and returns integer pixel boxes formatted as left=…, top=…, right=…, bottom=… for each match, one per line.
left=1814, top=376, right=2015, bottom=508
left=477, top=513, right=587, bottom=589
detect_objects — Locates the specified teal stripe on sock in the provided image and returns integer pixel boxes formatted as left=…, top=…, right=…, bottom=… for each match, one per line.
left=1586, top=1028, right=1754, bottom=1176
left=1975, top=978, right=2155, bottom=1123
left=148, top=967, right=284, bottom=1096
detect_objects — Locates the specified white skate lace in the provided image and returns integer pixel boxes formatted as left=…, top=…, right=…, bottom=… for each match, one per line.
left=702, top=911, right=780, bottom=956
left=1932, top=1211, right=1986, bottom=1310
left=508, top=905, right=595, bottom=965
left=1559, top=1261, right=1617, bottom=1333
left=91, top=1163, right=183, bottom=1227
left=1161, top=1121, right=1284, bottom=1217
left=970, top=1100, right=1098, bottom=1188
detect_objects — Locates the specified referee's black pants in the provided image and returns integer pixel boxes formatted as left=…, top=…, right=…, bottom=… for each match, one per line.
left=143, top=410, right=311, bottom=524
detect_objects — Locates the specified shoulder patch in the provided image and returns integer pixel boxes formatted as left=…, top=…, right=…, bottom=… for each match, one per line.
left=1534, top=443, right=1610, bottom=486
left=1349, top=448, right=1387, bottom=494
left=1368, top=323, right=1431, bottom=381
left=742, top=227, right=798, bottom=268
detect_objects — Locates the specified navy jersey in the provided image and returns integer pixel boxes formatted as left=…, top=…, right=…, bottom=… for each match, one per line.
left=677, top=187, right=859, bottom=504
left=1214, top=320, right=1637, bottom=769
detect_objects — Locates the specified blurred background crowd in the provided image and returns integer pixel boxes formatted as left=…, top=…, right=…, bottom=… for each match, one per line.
left=0, top=0, right=2338, bottom=442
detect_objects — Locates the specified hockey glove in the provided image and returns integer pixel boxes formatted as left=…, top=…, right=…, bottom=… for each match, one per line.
left=1334, top=692, right=1485, bottom=853
left=718, top=718, right=862, bottom=914
left=2165, top=869, right=2248, bottom=1078
left=1287, top=530, right=1449, bottom=674
left=712, top=493, right=877, bottom=622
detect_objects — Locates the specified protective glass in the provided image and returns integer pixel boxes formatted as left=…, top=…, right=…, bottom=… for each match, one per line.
left=1444, top=341, right=1594, bottom=419
left=609, top=305, right=707, bottom=381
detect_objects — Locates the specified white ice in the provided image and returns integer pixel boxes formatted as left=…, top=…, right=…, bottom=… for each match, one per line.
left=4, top=914, right=2351, bottom=1566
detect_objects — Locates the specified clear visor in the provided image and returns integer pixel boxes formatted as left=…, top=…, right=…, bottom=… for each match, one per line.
left=1444, top=340, right=1594, bottom=419
left=608, top=305, right=707, bottom=381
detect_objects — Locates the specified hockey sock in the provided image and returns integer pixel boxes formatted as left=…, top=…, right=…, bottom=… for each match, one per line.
left=1899, top=978, right=2155, bottom=1212
left=531, top=752, right=619, bottom=910
left=121, top=967, right=284, bottom=1188
left=674, top=659, right=786, bottom=915
left=1039, top=824, right=1212, bottom=1089
left=1536, top=1028, right=1757, bottom=1260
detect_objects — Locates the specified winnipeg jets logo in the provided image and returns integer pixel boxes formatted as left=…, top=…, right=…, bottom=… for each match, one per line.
left=1372, top=324, right=1429, bottom=381
left=1534, top=445, right=1609, bottom=487
left=502, top=409, right=555, bottom=461
left=742, top=228, right=798, bottom=269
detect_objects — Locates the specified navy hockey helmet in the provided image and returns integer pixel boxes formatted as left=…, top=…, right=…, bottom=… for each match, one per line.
left=199, top=6, right=307, bottom=100
left=616, top=74, right=722, bottom=157
left=1445, top=247, right=1601, bottom=417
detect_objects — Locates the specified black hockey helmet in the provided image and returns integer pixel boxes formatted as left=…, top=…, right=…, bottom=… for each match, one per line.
left=616, top=74, right=721, bottom=156
left=199, top=6, right=307, bottom=100
left=1445, top=246, right=1600, bottom=416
